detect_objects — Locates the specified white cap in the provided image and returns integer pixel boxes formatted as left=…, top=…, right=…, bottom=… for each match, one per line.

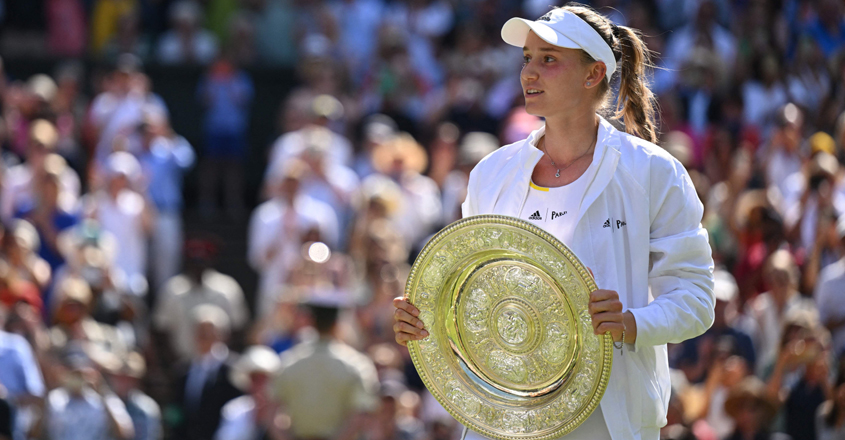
left=501, top=9, right=617, bottom=82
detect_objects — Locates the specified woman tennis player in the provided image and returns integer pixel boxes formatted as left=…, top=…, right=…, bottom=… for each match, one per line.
left=394, top=3, right=715, bottom=440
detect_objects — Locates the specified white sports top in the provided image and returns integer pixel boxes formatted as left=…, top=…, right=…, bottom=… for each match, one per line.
left=519, top=149, right=600, bottom=247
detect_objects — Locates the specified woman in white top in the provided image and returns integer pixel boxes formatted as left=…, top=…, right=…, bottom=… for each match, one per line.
left=393, top=4, right=715, bottom=440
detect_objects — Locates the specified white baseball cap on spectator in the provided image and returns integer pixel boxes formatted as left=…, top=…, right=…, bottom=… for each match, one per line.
left=501, top=8, right=617, bottom=82
left=105, top=151, right=142, bottom=184
left=229, top=345, right=282, bottom=391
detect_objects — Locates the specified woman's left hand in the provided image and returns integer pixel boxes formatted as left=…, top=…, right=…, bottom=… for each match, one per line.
left=588, top=289, right=633, bottom=344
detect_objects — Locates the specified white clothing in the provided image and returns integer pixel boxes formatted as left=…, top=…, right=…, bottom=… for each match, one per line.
left=392, top=172, right=443, bottom=249
left=88, top=91, right=168, bottom=163
left=152, top=270, right=248, bottom=359
left=266, top=128, right=353, bottom=171
left=150, top=211, right=183, bottom=289
left=462, top=116, right=715, bottom=439
left=742, top=81, right=788, bottom=131
left=0, top=163, right=81, bottom=223
left=47, top=388, right=132, bottom=440
left=215, top=395, right=260, bottom=440
left=96, top=190, right=147, bottom=282
left=247, top=196, right=340, bottom=314
left=744, top=291, right=818, bottom=376
left=519, top=153, right=599, bottom=246
left=766, top=149, right=802, bottom=205
left=815, top=259, right=845, bottom=354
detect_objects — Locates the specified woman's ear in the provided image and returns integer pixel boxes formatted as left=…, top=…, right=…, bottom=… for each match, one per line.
left=584, top=61, right=607, bottom=89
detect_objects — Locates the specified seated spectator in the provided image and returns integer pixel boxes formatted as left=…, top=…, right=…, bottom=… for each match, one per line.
left=15, top=159, right=79, bottom=272
left=45, top=347, right=134, bottom=440
left=815, top=215, right=845, bottom=356
left=1, top=120, right=80, bottom=225
left=765, top=311, right=830, bottom=440
left=0, top=303, right=45, bottom=440
left=745, top=250, right=818, bottom=376
left=156, top=1, right=219, bottom=65
left=722, top=377, right=784, bottom=440
left=369, top=134, right=441, bottom=249
left=1, top=220, right=51, bottom=292
left=49, top=277, right=128, bottom=359
left=676, top=269, right=756, bottom=384
left=266, top=95, right=353, bottom=174
left=214, top=345, right=283, bottom=440
left=153, top=238, right=248, bottom=361
left=104, top=351, right=161, bottom=440
left=170, top=305, right=242, bottom=440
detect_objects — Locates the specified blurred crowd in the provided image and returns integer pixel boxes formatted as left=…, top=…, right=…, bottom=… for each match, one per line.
left=1, top=0, right=845, bottom=440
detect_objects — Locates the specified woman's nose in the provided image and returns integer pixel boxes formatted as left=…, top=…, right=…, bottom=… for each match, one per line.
left=521, top=60, right=539, bottom=82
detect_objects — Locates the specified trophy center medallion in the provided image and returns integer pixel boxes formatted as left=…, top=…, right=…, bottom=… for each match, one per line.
left=497, top=308, right=529, bottom=345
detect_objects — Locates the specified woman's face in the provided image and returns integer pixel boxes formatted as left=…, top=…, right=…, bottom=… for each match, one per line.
left=521, top=32, right=595, bottom=119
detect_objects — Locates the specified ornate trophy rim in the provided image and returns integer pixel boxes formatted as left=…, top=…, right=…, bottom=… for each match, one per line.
left=405, top=215, right=612, bottom=440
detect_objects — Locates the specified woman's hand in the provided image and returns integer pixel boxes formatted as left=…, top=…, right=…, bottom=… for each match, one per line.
left=393, top=297, right=429, bottom=346
left=589, top=289, right=636, bottom=344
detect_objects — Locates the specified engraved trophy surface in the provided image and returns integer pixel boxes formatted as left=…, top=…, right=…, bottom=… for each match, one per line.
left=406, top=215, right=612, bottom=440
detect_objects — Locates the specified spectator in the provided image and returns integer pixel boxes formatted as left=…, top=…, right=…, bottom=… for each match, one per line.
left=170, top=304, right=242, bottom=440
left=197, top=56, right=253, bottom=219
left=0, top=303, right=45, bottom=440
left=93, top=151, right=153, bottom=286
left=49, top=277, right=128, bottom=359
left=369, top=133, right=441, bottom=249
left=45, top=347, right=134, bottom=440
left=156, top=1, right=219, bottom=65
left=722, top=377, right=782, bottom=440
left=272, top=287, right=379, bottom=440
left=1, top=220, right=52, bottom=293
left=214, top=345, right=283, bottom=440
left=153, top=238, right=248, bottom=361
left=137, top=110, right=195, bottom=289
left=745, top=250, right=817, bottom=376
left=104, top=351, right=162, bottom=440
left=248, top=159, right=339, bottom=315
left=0, top=384, right=10, bottom=440
left=1, top=120, right=81, bottom=224
left=815, top=215, right=845, bottom=356
left=16, top=160, right=79, bottom=272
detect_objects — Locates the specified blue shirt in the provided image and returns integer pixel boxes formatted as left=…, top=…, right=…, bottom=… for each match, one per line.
left=197, top=71, right=253, bottom=135
left=140, top=136, right=195, bottom=212
left=805, top=18, right=845, bottom=57
left=0, top=331, right=45, bottom=400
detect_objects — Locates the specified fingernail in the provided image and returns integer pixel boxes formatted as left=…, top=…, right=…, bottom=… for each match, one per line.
left=421, top=330, right=429, bottom=337
left=416, top=321, right=424, bottom=329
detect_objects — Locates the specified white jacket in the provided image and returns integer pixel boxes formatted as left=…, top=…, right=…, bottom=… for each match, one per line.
left=462, top=116, right=715, bottom=440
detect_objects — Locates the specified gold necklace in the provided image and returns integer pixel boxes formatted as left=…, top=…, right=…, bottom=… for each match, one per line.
left=540, top=136, right=596, bottom=178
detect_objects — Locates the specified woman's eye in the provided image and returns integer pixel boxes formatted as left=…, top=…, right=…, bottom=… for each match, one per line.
left=523, top=55, right=531, bottom=64
left=544, top=56, right=555, bottom=63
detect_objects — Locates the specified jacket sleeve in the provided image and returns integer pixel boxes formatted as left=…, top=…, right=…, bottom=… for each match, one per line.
left=629, top=156, right=715, bottom=351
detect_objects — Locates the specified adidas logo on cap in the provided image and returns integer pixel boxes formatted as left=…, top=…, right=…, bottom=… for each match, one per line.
left=603, top=219, right=611, bottom=228
left=528, top=211, right=542, bottom=220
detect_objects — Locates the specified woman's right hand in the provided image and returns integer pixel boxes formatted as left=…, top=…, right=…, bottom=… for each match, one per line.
left=393, top=297, right=429, bottom=346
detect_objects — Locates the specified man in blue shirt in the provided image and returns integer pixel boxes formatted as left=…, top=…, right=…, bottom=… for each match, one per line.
left=137, top=111, right=195, bottom=290
left=0, top=305, right=45, bottom=440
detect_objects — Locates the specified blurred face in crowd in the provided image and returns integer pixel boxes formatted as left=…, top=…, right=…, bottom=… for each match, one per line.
left=55, top=298, right=88, bottom=325
left=249, top=372, right=270, bottom=395
left=108, top=174, right=130, bottom=198
left=37, top=174, right=60, bottom=210
left=521, top=32, right=598, bottom=120
left=195, top=321, right=222, bottom=355
left=278, top=176, right=300, bottom=202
